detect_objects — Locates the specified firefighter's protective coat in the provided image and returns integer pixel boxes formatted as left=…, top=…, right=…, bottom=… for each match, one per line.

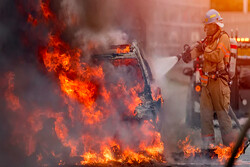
left=192, top=30, right=230, bottom=73
left=191, top=30, right=236, bottom=146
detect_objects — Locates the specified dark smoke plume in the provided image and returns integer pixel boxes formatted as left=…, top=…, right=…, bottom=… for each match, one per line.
left=0, top=0, right=156, bottom=166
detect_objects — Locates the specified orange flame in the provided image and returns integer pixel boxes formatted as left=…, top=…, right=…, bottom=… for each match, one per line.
left=116, top=45, right=130, bottom=54
left=213, top=143, right=244, bottom=163
left=38, top=32, right=163, bottom=164
left=40, top=0, right=53, bottom=20
left=178, top=136, right=201, bottom=158
left=151, top=86, right=164, bottom=103
left=178, top=135, right=245, bottom=163
left=27, top=14, right=38, bottom=26
left=14, top=0, right=166, bottom=165
left=81, top=132, right=164, bottom=165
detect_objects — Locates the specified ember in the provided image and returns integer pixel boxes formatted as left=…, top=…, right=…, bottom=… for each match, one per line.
left=4, top=72, right=22, bottom=111
left=40, top=0, right=53, bottom=20
left=27, top=14, right=38, bottom=26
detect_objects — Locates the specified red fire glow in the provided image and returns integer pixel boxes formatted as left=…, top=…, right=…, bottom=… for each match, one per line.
left=4, top=0, right=166, bottom=165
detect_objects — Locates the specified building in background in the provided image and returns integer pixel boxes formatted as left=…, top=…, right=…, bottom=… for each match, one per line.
left=144, top=0, right=210, bottom=56
left=212, top=0, right=250, bottom=38
left=126, top=0, right=250, bottom=57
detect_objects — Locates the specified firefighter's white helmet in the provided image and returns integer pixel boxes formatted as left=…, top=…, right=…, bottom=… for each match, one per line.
left=204, top=9, right=224, bottom=28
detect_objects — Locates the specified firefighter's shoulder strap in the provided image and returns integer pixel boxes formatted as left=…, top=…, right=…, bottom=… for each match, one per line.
left=217, top=30, right=230, bottom=63
left=218, top=31, right=230, bottom=55
left=217, top=30, right=237, bottom=80
left=219, top=31, right=229, bottom=38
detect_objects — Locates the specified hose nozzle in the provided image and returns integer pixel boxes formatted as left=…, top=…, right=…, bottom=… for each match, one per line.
left=176, top=53, right=182, bottom=61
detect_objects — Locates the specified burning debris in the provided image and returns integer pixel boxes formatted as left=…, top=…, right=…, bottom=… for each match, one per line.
left=174, top=136, right=246, bottom=165
left=178, top=136, right=201, bottom=158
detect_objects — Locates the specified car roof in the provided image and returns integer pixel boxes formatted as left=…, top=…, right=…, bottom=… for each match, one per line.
left=91, top=44, right=154, bottom=81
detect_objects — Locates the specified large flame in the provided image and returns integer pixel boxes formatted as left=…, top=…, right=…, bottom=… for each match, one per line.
left=38, top=31, right=165, bottom=164
left=5, top=1, right=248, bottom=165
left=2, top=0, right=166, bottom=165
left=81, top=125, right=164, bottom=164
left=38, top=34, right=164, bottom=164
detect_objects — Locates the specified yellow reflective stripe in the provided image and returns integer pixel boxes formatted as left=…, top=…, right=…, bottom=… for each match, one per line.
left=201, top=77, right=208, bottom=81
left=218, top=45, right=226, bottom=54
left=217, top=43, right=230, bottom=58
left=210, top=14, right=216, bottom=18
left=217, top=43, right=228, bottom=50
left=224, top=53, right=230, bottom=58
left=201, top=79, right=207, bottom=83
left=201, top=75, right=208, bottom=83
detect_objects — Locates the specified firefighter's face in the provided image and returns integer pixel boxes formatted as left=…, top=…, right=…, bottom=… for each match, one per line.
left=204, top=23, right=219, bottom=36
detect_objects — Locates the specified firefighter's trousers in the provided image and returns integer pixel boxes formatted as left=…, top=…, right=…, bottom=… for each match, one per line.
left=200, top=77, right=236, bottom=147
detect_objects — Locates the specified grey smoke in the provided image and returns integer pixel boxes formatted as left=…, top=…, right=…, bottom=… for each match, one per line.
left=0, top=0, right=210, bottom=166
left=0, top=0, right=160, bottom=166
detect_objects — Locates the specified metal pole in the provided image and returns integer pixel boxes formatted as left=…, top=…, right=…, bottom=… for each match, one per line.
left=225, top=113, right=250, bottom=167
left=228, top=106, right=250, bottom=140
left=228, top=106, right=242, bottom=131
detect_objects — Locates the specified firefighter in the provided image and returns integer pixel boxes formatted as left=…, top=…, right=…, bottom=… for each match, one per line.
left=182, top=9, right=237, bottom=148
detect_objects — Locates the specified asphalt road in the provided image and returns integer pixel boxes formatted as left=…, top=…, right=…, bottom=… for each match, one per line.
left=157, top=64, right=250, bottom=166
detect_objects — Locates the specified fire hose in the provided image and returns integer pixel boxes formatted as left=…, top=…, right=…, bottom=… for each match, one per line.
left=176, top=43, right=200, bottom=62
left=228, top=106, right=244, bottom=131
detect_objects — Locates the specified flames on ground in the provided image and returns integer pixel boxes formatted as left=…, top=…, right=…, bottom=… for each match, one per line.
left=177, top=135, right=245, bottom=164
left=213, top=143, right=244, bottom=163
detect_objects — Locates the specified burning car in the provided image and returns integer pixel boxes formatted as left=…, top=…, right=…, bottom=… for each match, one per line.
left=1, top=0, right=166, bottom=165
left=38, top=35, right=165, bottom=165
left=91, top=42, right=163, bottom=128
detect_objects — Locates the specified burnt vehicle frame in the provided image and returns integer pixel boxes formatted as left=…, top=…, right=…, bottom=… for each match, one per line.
left=183, top=40, right=250, bottom=128
left=92, top=42, right=163, bottom=128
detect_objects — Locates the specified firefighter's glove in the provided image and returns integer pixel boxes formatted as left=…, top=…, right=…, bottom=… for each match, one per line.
left=196, top=41, right=205, bottom=54
left=182, top=44, right=191, bottom=63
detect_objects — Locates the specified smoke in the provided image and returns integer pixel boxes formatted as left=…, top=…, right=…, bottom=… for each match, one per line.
left=75, top=29, right=128, bottom=59
left=58, top=0, right=143, bottom=45
left=0, top=0, right=160, bottom=166
left=60, top=0, right=191, bottom=163
left=0, top=0, right=213, bottom=166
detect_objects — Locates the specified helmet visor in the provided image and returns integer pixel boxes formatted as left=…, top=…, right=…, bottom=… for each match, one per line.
left=216, top=21, right=224, bottom=28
